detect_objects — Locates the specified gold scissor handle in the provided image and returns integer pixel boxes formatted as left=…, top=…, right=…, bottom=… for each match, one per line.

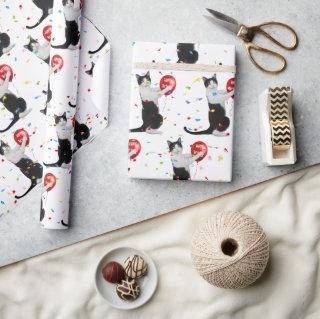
left=250, top=21, right=299, bottom=50
left=244, top=42, right=287, bottom=74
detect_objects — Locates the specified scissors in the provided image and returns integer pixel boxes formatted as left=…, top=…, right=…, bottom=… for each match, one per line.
left=205, top=9, right=298, bottom=74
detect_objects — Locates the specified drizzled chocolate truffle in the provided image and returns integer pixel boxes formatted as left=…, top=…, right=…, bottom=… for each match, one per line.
left=116, top=278, right=140, bottom=301
left=124, top=254, right=148, bottom=279
left=102, top=261, right=125, bottom=284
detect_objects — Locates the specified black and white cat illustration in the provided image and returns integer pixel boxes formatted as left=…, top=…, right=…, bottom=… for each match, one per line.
left=40, top=82, right=52, bottom=115
left=24, top=36, right=50, bottom=64
left=43, top=112, right=73, bottom=168
left=130, top=71, right=172, bottom=133
left=184, top=75, right=233, bottom=135
left=177, top=43, right=199, bottom=64
left=51, top=0, right=81, bottom=50
left=85, top=62, right=95, bottom=76
left=74, top=120, right=90, bottom=151
left=0, top=32, right=15, bottom=57
left=0, top=138, right=42, bottom=199
left=167, top=137, right=203, bottom=181
left=26, top=0, right=54, bottom=29
left=0, top=72, right=31, bottom=133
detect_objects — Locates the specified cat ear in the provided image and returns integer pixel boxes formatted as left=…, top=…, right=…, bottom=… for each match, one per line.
left=135, top=74, right=140, bottom=81
left=177, top=137, right=182, bottom=144
left=167, top=140, right=173, bottom=148
left=202, top=77, right=208, bottom=83
left=145, top=71, right=150, bottom=77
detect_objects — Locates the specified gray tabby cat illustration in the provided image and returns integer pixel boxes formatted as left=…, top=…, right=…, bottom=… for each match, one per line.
left=167, top=137, right=203, bottom=180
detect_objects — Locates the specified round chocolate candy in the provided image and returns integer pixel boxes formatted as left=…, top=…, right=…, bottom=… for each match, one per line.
left=116, top=278, right=140, bottom=301
left=102, top=261, right=125, bottom=284
left=124, top=254, right=148, bottom=279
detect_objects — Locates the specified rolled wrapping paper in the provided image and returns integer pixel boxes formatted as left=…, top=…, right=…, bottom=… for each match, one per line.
left=40, top=0, right=83, bottom=229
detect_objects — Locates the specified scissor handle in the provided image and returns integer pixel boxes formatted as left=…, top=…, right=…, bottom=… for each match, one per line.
left=249, top=21, right=298, bottom=50
left=244, top=42, right=287, bottom=74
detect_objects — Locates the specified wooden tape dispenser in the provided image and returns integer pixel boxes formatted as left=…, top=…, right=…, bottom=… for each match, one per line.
left=259, top=86, right=296, bottom=166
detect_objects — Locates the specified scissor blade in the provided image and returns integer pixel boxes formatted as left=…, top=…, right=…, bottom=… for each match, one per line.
left=205, top=8, right=240, bottom=35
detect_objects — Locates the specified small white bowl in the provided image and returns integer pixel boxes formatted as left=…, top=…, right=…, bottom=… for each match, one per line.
left=94, top=247, right=158, bottom=310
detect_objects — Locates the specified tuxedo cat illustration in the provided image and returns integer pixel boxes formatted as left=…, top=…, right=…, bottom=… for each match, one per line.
left=167, top=138, right=203, bottom=181
left=27, top=0, right=54, bottom=29
left=0, top=138, right=42, bottom=199
left=51, top=0, right=81, bottom=50
left=74, top=120, right=90, bottom=151
left=40, top=82, right=52, bottom=115
left=43, top=113, right=73, bottom=168
left=24, top=37, right=50, bottom=64
left=177, top=43, right=199, bottom=64
left=130, top=71, right=172, bottom=133
left=0, top=32, right=15, bottom=57
left=184, top=75, right=233, bottom=135
left=0, top=72, right=31, bottom=133
left=85, top=62, right=95, bottom=76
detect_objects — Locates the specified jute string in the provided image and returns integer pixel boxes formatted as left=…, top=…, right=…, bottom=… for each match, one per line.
left=191, top=211, right=269, bottom=289
left=133, top=62, right=236, bottom=73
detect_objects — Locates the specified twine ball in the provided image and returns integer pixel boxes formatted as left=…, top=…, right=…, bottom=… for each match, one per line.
left=191, top=211, right=269, bottom=289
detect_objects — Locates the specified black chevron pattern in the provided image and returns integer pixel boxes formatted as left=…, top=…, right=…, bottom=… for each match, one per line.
left=268, top=87, right=291, bottom=150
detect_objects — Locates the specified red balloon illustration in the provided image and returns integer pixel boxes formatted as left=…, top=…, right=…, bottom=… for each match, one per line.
left=43, top=25, right=52, bottom=42
left=14, top=128, right=30, bottom=146
left=226, top=77, right=235, bottom=98
left=159, top=75, right=176, bottom=96
left=51, top=54, right=64, bottom=73
left=128, top=139, right=141, bottom=160
left=44, top=173, right=57, bottom=192
left=0, top=64, right=14, bottom=81
left=190, top=141, right=208, bottom=162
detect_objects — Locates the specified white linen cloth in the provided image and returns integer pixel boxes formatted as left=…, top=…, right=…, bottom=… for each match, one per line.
left=0, top=165, right=320, bottom=319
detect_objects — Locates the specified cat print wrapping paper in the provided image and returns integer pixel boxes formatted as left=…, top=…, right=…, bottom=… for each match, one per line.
left=0, top=0, right=110, bottom=228
left=128, top=42, right=236, bottom=182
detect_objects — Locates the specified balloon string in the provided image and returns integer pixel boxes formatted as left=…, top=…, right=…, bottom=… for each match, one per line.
left=193, top=162, right=198, bottom=179
left=162, top=96, right=167, bottom=114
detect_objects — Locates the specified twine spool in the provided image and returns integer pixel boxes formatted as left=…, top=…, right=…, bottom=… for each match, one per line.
left=191, top=211, right=269, bottom=289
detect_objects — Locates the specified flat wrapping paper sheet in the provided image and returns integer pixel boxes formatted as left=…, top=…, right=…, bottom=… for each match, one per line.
left=1, top=0, right=320, bottom=267
left=128, top=42, right=236, bottom=182
left=0, top=0, right=110, bottom=226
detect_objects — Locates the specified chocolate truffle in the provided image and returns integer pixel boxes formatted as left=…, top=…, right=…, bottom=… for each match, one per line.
left=116, top=278, right=140, bottom=301
left=124, top=254, right=148, bottom=279
left=102, top=261, right=125, bottom=284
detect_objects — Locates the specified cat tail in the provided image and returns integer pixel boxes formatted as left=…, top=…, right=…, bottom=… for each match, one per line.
left=26, top=14, right=48, bottom=30
left=130, top=126, right=146, bottom=133
left=43, top=161, right=61, bottom=168
left=68, top=102, right=76, bottom=108
left=0, top=115, right=19, bottom=133
left=84, top=16, right=108, bottom=55
left=51, top=43, right=69, bottom=49
left=15, top=180, right=37, bottom=199
left=184, top=126, right=213, bottom=135
left=88, top=37, right=108, bottom=54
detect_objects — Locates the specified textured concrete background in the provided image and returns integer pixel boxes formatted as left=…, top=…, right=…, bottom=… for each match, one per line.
left=1, top=0, right=319, bottom=266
